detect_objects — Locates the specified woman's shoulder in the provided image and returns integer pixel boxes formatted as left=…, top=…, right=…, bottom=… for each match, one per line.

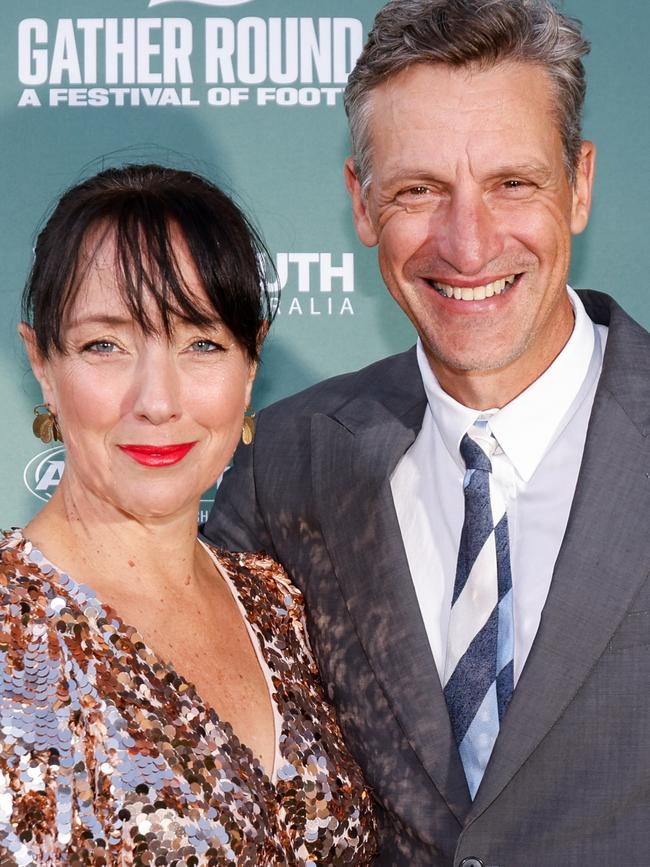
left=0, top=528, right=60, bottom=613
left=0, top=529, right=72, bottom=705
left=0, top=528, right=88, bottom=655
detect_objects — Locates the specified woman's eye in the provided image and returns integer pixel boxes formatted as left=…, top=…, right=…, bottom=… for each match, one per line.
left=83, top=341, right=119, bottom=354
left=189, top=339, right=224, bottom=353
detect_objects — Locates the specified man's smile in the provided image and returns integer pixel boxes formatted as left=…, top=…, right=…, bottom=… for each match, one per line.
left=427, top=273, right=520, bottom=301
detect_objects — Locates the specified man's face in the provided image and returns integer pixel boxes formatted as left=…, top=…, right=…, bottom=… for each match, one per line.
left=346, top=61, right=595, bottom=399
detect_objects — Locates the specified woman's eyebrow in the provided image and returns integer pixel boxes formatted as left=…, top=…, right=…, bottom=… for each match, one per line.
left=66, top=314, right=134, bottom=329
left=175, top=313, right=225, bottom=327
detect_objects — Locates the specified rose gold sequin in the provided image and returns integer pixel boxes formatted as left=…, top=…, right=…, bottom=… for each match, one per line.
left=0, top=530, right=377, bottom=865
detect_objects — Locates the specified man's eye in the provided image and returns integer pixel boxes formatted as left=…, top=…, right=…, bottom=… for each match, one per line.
left=502, top=179, right=533, bottom=190
left=498, top=178, right=537, bottom=199
left=394, top=185, right=438, bottom=210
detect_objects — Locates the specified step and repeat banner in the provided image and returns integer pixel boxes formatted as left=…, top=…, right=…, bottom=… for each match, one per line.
left=1, top=0, right=648, bottom=527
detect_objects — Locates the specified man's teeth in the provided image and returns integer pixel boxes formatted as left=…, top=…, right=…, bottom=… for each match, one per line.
left=433, top=274, right=517, bottom=300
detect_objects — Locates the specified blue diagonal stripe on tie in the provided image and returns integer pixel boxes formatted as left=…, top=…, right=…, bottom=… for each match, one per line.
left=452, top=470, right=494, bottom=605
left=496, top=588, right=514, bottom=676
left=444, top=605, right=498, bottom=745
left=458, top=681, right=500, bottom=799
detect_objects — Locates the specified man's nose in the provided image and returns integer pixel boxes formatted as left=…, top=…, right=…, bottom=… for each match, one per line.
left=131, top=348, right=182, bottom=425
left=436, top=188, right=505, bottom=277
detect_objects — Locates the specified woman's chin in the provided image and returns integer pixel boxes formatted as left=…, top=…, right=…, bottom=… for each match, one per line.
left=110, top=486, right=203, bottom=524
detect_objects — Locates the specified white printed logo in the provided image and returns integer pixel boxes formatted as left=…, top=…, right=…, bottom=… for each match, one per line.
left=270, top=252, right=356, bottom=317
left=24, top=446, right=66, bottom=502
left=148, top=0, right=254, bottom=7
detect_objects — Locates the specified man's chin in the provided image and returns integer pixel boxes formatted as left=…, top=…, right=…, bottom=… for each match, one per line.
left=420, top=339, right=528, bottom=378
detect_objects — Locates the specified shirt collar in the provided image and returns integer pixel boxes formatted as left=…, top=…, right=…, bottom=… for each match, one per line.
left=417, top=287, right=599, bottom=482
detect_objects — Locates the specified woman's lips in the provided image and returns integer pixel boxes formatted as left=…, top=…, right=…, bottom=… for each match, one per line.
left=118, top=442, right=198, bottom=467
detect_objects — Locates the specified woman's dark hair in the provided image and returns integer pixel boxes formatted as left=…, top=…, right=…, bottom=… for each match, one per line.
left=22, top=163, right=275, bottom=361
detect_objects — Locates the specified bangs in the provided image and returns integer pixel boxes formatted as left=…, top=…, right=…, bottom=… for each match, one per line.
left=59, top=214, right=218, bottom=343
left=24, top=164, right=274, bottom=361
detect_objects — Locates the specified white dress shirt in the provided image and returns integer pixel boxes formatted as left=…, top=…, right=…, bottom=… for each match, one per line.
left=390, top=288, right=608, bottom=685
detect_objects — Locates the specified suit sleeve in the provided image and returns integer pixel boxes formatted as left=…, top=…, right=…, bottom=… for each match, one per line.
left=201, top=422, right=277, bottom=557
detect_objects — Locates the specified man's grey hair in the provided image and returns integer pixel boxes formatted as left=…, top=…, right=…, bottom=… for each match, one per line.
left=345, top=0, right=590, bottom=193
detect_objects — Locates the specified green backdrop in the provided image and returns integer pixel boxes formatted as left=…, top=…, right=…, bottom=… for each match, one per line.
left=1, top=0, right=648, bottom=527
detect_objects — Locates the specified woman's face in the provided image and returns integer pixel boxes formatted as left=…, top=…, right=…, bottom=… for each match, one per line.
left=23, top=229, right=256, bottom=522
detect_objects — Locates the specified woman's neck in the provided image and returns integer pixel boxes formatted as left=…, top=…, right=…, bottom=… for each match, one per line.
left=24, top=479, right=207, bottom=602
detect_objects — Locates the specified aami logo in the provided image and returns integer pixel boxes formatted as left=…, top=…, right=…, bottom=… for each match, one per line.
left=148, top=0, right=254, bottom=7
left=24, top=446, right=66, bottom=502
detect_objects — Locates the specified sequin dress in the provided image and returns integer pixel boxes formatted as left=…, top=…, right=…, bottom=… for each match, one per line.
left=0, top=530, right=377, bottom=865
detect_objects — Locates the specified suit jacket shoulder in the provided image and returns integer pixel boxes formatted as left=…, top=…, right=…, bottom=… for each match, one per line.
left=578, top=289, right=650, bottom=433
left=204, top=347, right=426, bottom=555
left=259, top=346, right=425, bottom=434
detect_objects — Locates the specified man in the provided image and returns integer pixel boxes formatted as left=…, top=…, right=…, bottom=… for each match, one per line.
left=204, top=1, right=650, bottom=864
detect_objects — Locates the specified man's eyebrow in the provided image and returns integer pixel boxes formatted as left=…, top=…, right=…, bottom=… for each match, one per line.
left=378, top=163, right=554, bottom=190
left=487, top=162, right=553, bottom=179
left=376, top=169, right=448, bottom=191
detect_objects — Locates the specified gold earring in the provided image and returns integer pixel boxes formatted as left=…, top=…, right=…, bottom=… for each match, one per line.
left=32, top=404, right=63, bottom=444
left=241, top=410, right=256, bottom=446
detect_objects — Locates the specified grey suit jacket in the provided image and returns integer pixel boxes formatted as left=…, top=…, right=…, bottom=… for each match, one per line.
left=203, top=291, right=650, bottom=866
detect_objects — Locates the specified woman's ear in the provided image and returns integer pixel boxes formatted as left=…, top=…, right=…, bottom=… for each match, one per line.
left=18, top=323, right=57, bottom=411
left=244, top=359, right=257, bottom=409
left=244, top=321, right=268, bottom=406
left=256, top=320, right=270, bottom=352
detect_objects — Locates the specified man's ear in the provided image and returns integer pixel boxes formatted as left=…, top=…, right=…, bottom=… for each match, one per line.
left=344, top=157, right=379, bottom=247
left=18, top=322, right=57, bottom=411
left=570, top=140, right=596, bottom=235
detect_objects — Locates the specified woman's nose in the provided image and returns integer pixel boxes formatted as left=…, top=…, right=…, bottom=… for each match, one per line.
left=131, top=348, right=182, bottom=425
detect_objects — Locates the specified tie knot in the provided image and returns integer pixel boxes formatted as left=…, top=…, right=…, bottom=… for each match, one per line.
left=460, top=433, right=492, bottom=472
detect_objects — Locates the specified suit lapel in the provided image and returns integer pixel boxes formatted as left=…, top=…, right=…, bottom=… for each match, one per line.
left=470, top=293, right=650, bottom=819
left=311, top=355, right=471, bottom=820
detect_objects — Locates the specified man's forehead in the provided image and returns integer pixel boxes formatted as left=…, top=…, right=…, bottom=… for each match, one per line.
left=370, top=59, right=556, bottom=118
left=365, top=61, right=561, bottom=164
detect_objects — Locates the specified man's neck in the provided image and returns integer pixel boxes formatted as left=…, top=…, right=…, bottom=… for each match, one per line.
left=425, top=314, right=575, bottom=411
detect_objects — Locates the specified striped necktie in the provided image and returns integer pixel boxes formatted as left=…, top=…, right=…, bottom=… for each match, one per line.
left=443, top=424, right=514, bottom=799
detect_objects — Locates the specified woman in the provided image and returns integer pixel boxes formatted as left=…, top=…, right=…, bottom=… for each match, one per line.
left=0, top=164, right=376, bottom=864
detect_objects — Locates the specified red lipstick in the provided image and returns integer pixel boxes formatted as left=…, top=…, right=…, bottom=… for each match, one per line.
left=118, top=442, right=197, bottom=467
